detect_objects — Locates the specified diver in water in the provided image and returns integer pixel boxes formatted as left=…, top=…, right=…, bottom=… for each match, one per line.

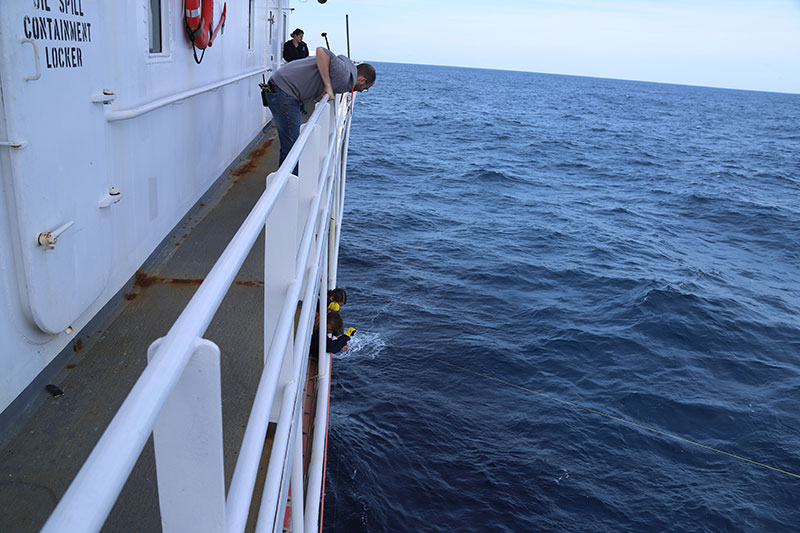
left=327, top=288, right=347, bottom=312
left=310, top=310, right=355, bottom=356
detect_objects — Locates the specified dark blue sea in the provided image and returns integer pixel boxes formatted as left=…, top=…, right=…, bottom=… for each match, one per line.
left=323, top=63, right=800, bottom=532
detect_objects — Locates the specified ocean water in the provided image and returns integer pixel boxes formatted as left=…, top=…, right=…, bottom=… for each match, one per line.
left=323, top=63, right=800, bottom=532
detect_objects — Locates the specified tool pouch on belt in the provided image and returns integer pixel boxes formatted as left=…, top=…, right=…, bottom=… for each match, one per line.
left=259, top=74, right=272, bottom=107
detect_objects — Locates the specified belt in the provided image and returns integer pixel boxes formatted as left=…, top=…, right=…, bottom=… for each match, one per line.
left=265, top=81, right=302, bottom=104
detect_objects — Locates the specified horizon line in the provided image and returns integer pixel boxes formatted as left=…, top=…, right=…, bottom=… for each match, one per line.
left=359, top=60, right=800, bottom=96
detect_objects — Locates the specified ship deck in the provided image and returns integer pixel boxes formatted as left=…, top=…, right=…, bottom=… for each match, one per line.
left=0, top=125, right=285, bottom=532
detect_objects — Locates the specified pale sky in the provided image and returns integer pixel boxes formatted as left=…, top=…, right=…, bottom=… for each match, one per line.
left=288, top=0, right=800, bottom=94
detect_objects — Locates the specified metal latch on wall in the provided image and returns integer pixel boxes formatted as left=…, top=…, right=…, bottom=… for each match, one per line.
left=0, top=140, right=27, bottom=149
left=37, top=221, right=74, bottom=249
left=92, top=89, right=117, bottom=104
left=99, top=186, right=122, bottom=208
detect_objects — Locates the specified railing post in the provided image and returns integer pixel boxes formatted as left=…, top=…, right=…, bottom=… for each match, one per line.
left=318, top=101, right=332, bottom=145
left=255, top=382, right=298, bottom=533
left=330, top=98, right=353, bottom=287
left=290, top=415, right=306, bottom=533
left=305, top=232, right=330, bottom=532
left=265, top=171, right=299, bottom=421
left=296, top=126, right=320, bottom=251
left=297, top=120, right=324, bottom=248
left=305, top=352, right=330, bottom=532
left=148, top=337, right=226, bottom=533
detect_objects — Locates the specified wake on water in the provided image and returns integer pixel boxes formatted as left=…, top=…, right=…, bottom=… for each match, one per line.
left=336, top=331, right=386, bottom=361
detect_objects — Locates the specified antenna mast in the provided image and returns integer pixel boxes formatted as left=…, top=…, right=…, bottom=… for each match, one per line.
left=346, top=14, right=350, bottom=58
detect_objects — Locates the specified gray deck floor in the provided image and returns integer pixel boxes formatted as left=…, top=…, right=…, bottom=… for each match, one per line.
left=0, top=126, right=282, bottom=532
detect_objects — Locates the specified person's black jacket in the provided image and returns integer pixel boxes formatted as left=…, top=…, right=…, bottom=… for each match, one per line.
left=309, top=330, right=350, bottom=357
left=283, top=40, right=309, bottom=62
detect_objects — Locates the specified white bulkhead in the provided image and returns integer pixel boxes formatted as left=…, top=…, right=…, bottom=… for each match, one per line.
left=0, top=0, right=291, bottom=412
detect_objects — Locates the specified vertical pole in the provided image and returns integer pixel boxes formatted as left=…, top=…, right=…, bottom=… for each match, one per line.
left=297, top=122, right=321, bottom=251
left=330, top=98, right=353, bottom=287
left=305, top=233, right=329, bottom=532
left=255, top=383, right=297, bottom=533
left=298, top=113, right=325, bottom=243
left=345, top=14, right=350, bottom=58
left=303, top=359, right=330, bottom=533
left=325, top=104, right=340, bottom=287
left=318, top=226, right=329, bottom=363
left=150, top=338, right=226, bottom=532
left=265, top=171, right=299, bottom=421
left=290, top=403, right=306, bottom=533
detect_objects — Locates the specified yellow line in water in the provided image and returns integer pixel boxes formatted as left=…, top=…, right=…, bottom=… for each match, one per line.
left=435, top=359, right=800, bottom=480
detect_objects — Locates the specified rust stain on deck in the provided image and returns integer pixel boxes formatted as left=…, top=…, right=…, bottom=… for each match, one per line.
left=251, top=138, right=275, bottom=158
left=231, top=138, right=275, bottom=177
left=161, top=278, right=203, bottom=286
left=134, top=273, right=159, bottom=288
left=236, top=280, right=263, bottom=287
left=235, top=280, right=264, bottom=288
left=232, top=162, right=256, bottom=177
left=133, top=272, right=263, bottom=290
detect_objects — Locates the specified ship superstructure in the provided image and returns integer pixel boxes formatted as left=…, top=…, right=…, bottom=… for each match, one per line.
left=0, top=0, right=288, bottom=414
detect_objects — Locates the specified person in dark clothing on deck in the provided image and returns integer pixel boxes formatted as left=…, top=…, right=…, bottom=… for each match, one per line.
left=310, top=311, right=355, bottom=357
left=264, top=48, right=376, bottom=165
left=283, top=29, right=309, bottom=62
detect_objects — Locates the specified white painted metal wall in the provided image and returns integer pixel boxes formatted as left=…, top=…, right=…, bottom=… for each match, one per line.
left=0, top=0, right=290, bottom=412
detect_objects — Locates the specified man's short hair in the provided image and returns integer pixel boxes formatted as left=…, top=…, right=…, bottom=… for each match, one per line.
left=357, top=63, right=376, bottom=84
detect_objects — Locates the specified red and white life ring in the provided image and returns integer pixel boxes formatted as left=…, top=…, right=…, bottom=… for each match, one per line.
left=185, top=0, right=227, bottom=63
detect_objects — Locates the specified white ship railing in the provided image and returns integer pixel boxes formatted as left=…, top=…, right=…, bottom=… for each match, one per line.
left=41, top=92, right=355, bottom=533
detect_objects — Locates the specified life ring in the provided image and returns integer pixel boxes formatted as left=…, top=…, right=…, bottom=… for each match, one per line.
left=185, top=0, right=227, bottom=63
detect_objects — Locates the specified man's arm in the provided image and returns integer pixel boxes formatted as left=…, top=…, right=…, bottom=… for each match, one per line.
left=315, top=47, right=334, bottom=101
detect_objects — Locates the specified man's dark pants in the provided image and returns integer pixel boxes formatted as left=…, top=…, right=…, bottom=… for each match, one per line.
left=266, top=86, right=303, bottom=171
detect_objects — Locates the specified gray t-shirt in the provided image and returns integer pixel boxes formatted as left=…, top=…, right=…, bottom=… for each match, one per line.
left=271, top=49, right=357, bottom=103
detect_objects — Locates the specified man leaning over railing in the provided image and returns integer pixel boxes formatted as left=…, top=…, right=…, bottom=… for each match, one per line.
left=263, top=47, right=376, bottom=166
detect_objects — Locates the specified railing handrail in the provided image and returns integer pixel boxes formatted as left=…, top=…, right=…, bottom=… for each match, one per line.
left=42, top=94, right=345, bottom=532
left=256, top=185, right=334, bottom=533
left=104, top=66, right=272, bottom=122
left=225, top=113, right=342, bottom=533
left=255, top=132, right=341, bottom=532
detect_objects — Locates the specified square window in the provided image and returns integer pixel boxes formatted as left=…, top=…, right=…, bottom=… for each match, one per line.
left=149, top=0, right=163, bottom=54
left=249, top=0, right=255, bottom=50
